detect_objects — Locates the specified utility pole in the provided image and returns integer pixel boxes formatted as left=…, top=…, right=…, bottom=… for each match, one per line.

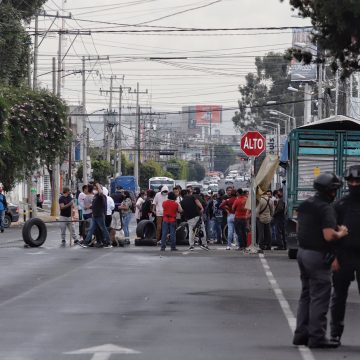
left=106, top=76, right=114, bottom=162
left=82, top=56, right=88, bottom=185
left=318, top=62, right=323, bottom=120
left=304, top=83, right=312, bottom=124
left=130, top=84, right=148, bottom=187
left=80, top=56, right=109, bottom=185
left=100, top=84, right=131, bottom=174
left=50, top=57, right=60, bottom=216
left=33, top=14, right=39, bottom=89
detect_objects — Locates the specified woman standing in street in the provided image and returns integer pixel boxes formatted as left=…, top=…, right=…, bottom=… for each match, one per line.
left=135, top=191, right=146, bottom=224
left=120, top=191, right=133, bottom=243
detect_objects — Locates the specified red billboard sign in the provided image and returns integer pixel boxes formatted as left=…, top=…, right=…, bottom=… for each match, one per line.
left=240, top=131, right=266, bottom=157
left=195, top=105, right=222, bottom=125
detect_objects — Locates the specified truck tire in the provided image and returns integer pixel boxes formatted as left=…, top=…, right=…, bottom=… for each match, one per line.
left=176, top=222, right=189, bottom=245
left=134, top=238, right=157, bottom=246
left=136, top=220, right=156, bottom=239
left=4, top=214, right=11, bottom=228
left=22, top=218, right=47, bottom=247
left=288, top=248, right=298, bottom=260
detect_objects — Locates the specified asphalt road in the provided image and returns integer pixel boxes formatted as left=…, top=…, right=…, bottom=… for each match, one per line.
left=0, top=225, right=359, bottom=360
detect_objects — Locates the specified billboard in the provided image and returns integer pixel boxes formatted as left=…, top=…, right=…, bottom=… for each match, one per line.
left=290, top=28, right=317, bottom=82
left=195, top=105, right=222, bottom=125
left=183, top=105, right=222, bottom=129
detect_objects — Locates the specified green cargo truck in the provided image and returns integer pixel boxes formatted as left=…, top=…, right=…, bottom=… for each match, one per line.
left=285, top=115, right=360, bottom=259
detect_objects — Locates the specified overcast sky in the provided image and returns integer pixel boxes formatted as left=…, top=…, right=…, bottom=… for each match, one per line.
left=33, top=0, right=309, bottom=130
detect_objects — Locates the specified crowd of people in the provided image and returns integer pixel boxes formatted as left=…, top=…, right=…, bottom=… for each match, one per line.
left=149, top=183, right=287, bottom=252
left=57, top=180, right=287, bottom=252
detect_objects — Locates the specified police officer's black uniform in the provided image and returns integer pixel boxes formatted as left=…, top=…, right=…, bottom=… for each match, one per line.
left=293, top=173, right=343, bottom=348
left=331, top=165, right=360, bottom=344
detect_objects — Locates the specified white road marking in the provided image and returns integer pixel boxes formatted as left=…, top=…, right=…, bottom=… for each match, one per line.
left=259, top=254, right=316, bottom=360
left=64, top=344, right=141, bottom=359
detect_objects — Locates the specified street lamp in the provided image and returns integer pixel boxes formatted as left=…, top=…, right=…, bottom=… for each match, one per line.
left=268, top=109, right=296, bottom=132
left=287, top=85, right=312, bottom=124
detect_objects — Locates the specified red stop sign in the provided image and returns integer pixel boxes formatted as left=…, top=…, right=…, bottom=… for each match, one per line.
left=240, top=131, right=266, bottom=157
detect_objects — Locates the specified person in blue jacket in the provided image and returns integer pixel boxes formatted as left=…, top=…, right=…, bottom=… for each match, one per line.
left=0, top=186, right=8, bottom=233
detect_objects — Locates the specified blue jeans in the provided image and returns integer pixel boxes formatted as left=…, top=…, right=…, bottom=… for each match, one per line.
left=122, top=212, right=132, bottom=238
left=227, top=213, right=235, bottom=247
left=0, top=210, right=4, bottom=231
left=85, top=216, right=110, bottom=245
left=213, top=218, right=222, bottom=243
left=161, top=221, right=176, bottom=249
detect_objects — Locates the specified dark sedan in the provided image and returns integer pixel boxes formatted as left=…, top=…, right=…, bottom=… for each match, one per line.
left=4, top=204, right=20, bottom=228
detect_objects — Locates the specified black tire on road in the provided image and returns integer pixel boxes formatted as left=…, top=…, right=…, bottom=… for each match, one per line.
left=136, top=220, right=156, bottom=239
left=4, top=215, right=11, bottom=228
left=134, top=238, right=157, bottom=246
left=288, top=248, right=298, bottom=260
left=22, top=218, right=47, bottom=247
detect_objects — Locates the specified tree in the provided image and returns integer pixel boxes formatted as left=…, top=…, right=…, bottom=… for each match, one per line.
left=165, top=159, right=189, bottom=180
left=0, top=5, right=32, bottom=86
left=76, top=160, right=112, bottom=185
left=0, top=86, right=70, bottom=190
left=139, top=160, right=163, bottom=189
left=188, top=161, right=205, bottom=182
left=213, top=145, right=237, bottom=173
left=281, top=0, right=360, bottom=78
left=232, top=52, right=303, bottom=132
left=1, top=0, right=47, bottom=19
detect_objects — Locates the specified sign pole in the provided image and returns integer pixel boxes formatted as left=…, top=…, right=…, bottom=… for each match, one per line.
left=240, top=130, right=266, bottom=255
left=248, top=156, right=259, bottom=254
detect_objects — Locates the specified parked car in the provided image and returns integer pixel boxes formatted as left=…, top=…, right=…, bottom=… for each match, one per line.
left=4, top=204, right=20, bottom=228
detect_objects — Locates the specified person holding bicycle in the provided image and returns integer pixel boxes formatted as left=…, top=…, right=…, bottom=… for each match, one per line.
left=180, top=188, right=209, bottom=251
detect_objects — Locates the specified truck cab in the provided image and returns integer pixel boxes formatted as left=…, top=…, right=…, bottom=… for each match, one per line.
left=285, top=115, right=360, bottom=259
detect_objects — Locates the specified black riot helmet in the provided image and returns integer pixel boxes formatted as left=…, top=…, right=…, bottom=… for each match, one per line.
left=344, top=165, right=360, bottom=181
left=313, top=172, right=343, bottom=193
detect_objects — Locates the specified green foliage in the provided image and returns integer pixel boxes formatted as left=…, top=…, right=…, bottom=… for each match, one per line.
left=165, top=159, right=189, bottom=179
left=0, top=5, right=32, bottom=86
left=280, top=0, right=360, bottom=78
left=188, top=161, right=206, bottom=182
left=92, top=160, right=112, bottom=184
left=232, top=52, right=302, bottom=132
left=1, top=0, right=47, bottom=20
left=0, top=86, right=70, bottom=190
left=139, top=160, right=163, bottom=189
left=213, top=145, right=237, bottom=173
left=76, top=160, right=112, bottom=184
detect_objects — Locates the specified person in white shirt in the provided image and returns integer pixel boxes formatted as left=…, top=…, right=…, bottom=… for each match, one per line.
left=106, top=195, right=115, bottom=228
left=102, top=186, right=109, bottom=196
left=152, top=185, right=169, bottom=241
left=135, top=191, right=146, bottom=224
left=78, top=185, right=87, bottom=238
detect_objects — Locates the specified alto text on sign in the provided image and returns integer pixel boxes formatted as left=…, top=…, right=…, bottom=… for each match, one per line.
left=240, top=131, right=266, bottom=157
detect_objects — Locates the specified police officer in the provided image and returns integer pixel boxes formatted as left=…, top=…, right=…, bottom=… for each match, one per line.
left=293, top=172, right=348, bottom=348
left=330, top=165, right=360, bottom=345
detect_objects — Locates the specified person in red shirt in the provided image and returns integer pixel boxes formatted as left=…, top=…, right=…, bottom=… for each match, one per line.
left=232, top=188, right=250, bottom=249
left=161, top=192, right=183, bottom=251
left=220, top=189, right=237, bottom=250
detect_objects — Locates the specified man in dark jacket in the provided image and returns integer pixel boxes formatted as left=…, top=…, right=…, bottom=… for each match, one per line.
left=331, top=165, right=360, bottom=345
left=80, top=183, right=112, bottom=248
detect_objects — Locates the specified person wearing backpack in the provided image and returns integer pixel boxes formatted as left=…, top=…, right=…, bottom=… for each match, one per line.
left=256, top=191, right=274, bottom=250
